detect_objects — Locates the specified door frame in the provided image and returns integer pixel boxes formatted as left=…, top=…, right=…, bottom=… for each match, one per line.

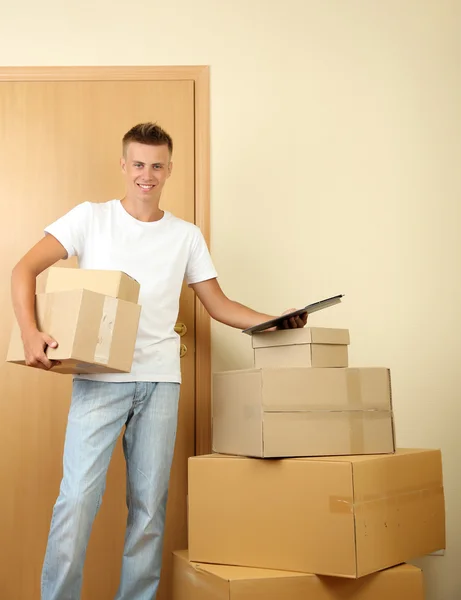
left=0, top=65, right=212, bottom=455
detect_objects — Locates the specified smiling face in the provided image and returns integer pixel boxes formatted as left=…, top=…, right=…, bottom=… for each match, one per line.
left=121, top=142, right=172, bottom=204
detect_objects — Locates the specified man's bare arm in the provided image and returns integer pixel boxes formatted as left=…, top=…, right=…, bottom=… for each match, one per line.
left=11, top=234, right=68, bottom=369
left=190, top=278, right=307, bottom=330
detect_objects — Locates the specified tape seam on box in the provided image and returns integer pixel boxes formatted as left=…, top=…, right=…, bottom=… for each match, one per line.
left=94, top=296, right=118, bottom=364
left=330, top=483, right=443, bottom=514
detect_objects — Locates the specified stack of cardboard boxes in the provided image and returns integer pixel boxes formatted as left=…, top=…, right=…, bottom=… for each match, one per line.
left=173, top=327, right=446, bottom=599
left=7, top=267, right=141, bottom=374
left=6, top=272, right=446, bottom=597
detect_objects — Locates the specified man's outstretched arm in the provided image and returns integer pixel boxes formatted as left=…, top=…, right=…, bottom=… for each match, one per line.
left=190, top=278, right=307, bottom=331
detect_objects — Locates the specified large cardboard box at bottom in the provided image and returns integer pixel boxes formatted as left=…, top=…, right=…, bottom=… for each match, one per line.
left=188, top=448, right=445, bottom=578
left=212, top=367, right=395, bottom=457
left=172, top=551, right=425, bottom=600
left=7, top=289, right=141, bottom=374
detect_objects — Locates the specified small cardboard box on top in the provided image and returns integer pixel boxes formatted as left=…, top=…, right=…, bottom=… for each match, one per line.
left=212, top=367, right=395, bottom=457
left=188, top=448, right=446, bottom=578
left=44, top=267, right=140, bottom=303
left=251, top=327, right=350, bottom=368
left=172, top=550, right=425, bottom=600
left=7, top=268, right=141, bottom=375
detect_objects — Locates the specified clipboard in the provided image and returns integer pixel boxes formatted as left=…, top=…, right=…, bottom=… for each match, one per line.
left=242, top=294, right=344, bottom=335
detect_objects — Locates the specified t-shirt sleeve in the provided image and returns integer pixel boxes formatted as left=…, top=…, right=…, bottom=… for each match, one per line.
left=185, top=227, right=218, bottom=285
left=44, top=202, right=91, bottom=258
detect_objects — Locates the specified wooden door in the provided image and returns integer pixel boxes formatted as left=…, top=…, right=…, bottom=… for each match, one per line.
left=0, top=77, right=199, bottom=600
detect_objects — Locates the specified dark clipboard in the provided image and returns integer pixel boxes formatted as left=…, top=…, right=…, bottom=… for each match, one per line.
left=242, top=294, right=344, bottom=335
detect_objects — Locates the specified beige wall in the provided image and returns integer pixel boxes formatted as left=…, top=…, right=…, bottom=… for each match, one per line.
left=1, top=1, right=460, bottom=598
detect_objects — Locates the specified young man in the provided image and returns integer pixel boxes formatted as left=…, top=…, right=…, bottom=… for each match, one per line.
left=11, top=122, right=307, bottom=600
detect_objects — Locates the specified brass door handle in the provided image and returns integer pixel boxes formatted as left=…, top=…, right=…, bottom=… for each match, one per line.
left=174, top=322, right=188, bottom=337
left=180, top=344, right=187, bottom=358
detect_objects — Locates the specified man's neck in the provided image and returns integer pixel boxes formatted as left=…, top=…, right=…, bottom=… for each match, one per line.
left=121, top=196, right=164, bottom=223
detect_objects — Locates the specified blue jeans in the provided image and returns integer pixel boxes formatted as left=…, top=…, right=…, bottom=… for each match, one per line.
left=41, top=380, right=180, bottom=600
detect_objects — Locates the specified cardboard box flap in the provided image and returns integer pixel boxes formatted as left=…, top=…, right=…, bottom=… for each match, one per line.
left=173, top=551, right=308, bottom=581
left=260, top=367, right=392, bottom=411
left=173, top=550, right=425, bottom=599
left=252, top=327, right=350, bottom=349
left=45, top=267, right=140, bottom=303
left=173, top=550, right=230, bottom=600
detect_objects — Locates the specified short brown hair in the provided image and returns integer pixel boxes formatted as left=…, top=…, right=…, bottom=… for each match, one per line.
left=122, top=122, right=173, bottom=156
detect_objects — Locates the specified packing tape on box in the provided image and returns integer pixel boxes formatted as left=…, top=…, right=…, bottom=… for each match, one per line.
left=94, top=296, right=118, bottom=364
left=348, top=411, right=366, bottom=455
left=329, top=481, right=444, bottom=514
left=345, top=370, right=365, bottom=454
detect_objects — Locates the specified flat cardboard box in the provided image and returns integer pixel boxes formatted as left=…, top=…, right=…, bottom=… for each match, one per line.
left=45, top=267, right=140, bottom=303
left=188, top=449, right=445, bottom=578
left=212, top=367, right=395, bottom=457
left=252, top=327, right=349, bottom=368
left=7, top=289, right=140, bottom=374
left=172, top=550, right=425, bottom=600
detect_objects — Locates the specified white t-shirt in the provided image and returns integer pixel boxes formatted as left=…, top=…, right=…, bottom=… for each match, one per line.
left=44, top=199, right=218, bottom=383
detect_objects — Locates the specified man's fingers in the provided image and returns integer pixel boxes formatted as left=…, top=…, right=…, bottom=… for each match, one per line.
left=27, top=359, right=48, bottom=370
left=294, top=315, right=305, bottom=327
left=38, top=354, right=53, bottom=370
left=43, top=334, right=58, bottom=349
left=276, top=310, right=308, bottom=330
